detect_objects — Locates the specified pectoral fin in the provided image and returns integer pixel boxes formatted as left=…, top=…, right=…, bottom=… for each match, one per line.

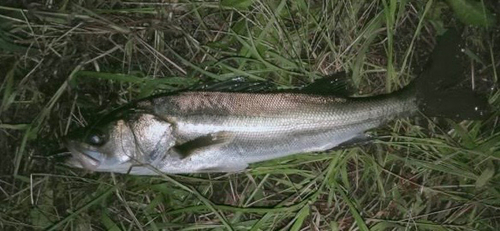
left=175, top=131, right=235, bottom=159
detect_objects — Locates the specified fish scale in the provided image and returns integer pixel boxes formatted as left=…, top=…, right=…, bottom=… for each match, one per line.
left=138, top=90, right=418, bottom=173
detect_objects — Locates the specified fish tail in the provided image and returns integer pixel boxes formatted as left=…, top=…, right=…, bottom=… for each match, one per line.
left=414, top=29, right=490, bottom=120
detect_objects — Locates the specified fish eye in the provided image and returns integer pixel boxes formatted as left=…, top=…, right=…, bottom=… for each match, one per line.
left=86, top=129, right=107, bottom=146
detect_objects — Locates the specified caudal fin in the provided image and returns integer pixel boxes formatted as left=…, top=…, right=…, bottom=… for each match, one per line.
left=416, top=29, right=491, bottom=120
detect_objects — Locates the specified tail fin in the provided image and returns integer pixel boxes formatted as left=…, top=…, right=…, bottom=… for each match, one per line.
left=416, top=29, right=490, bottom=120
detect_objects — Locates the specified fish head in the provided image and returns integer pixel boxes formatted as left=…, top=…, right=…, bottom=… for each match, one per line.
left=64, top=112, right=175, bottom=173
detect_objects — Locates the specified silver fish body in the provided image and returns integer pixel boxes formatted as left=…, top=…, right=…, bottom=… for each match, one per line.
left=150, top=90, right=417, bottom=173
left=65, top=89, right=418, bottom=175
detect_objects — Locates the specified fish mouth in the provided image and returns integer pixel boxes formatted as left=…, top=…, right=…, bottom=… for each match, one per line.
left=63, top=138, right=102, bottom=171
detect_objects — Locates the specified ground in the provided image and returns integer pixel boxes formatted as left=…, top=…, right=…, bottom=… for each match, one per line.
left=0, top=0, right=499, bottom=230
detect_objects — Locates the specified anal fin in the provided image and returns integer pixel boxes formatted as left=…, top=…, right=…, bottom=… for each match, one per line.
left=196, top=163, right=248, bottom=173
left=329, top=133, right=373, bottom=151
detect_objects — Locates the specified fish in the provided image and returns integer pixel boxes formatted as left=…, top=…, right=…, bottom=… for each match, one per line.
left=63, top=29, right=491, bottom=175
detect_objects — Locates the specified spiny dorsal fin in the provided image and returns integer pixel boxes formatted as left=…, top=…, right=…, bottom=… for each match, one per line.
left=189, top=77, right=278, bottom=93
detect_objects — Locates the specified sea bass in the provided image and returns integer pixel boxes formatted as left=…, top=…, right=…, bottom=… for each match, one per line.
left=63, top=30, right=490, bottom=175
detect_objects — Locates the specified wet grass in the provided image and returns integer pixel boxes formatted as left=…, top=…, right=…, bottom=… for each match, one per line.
left=1, top=0, right=499, bottom=230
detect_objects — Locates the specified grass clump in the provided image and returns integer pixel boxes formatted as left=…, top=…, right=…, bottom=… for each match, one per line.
left=1, top=0, right=499, bottom=230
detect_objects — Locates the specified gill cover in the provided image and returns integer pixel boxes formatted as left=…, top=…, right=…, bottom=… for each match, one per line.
left=65, top=113, right=175, bottom=173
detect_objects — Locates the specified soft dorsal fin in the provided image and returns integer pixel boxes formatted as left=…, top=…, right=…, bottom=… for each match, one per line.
left=300, top=72, right=355, bottom=96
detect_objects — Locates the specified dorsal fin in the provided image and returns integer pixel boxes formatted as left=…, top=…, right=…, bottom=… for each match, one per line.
left=189, top=77, right=278, bottom=93
left=187, top=72, right=355, bottom=96
left=300, top=72, right=355, bottom=96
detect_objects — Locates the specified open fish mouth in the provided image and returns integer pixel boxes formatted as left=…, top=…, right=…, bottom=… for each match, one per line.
left=63, top=139, right=102, bottom=171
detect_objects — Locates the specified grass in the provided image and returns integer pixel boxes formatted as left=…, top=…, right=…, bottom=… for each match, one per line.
left=0, top=0, right=499, bottom=230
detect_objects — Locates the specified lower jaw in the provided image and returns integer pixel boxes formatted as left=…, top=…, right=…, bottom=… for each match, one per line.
left=66, top=144, right=100, bottom=170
